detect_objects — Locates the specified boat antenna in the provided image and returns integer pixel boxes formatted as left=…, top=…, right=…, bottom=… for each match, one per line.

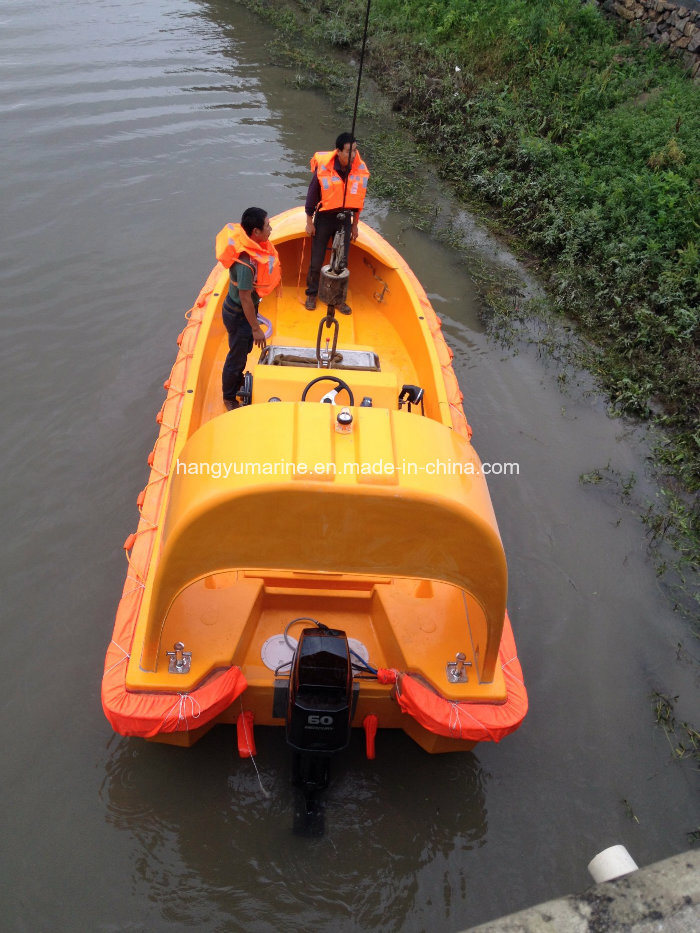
left=332, top=0, right=372, bottom=272
left=350, top=0, right=372, bottom=144
left=340, top=0, right=372, bottom=212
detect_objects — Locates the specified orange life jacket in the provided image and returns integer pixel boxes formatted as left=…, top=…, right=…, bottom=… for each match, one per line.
left=310, top=150, right=370, bottom=212
left=215, top=223, right=281, bottom=297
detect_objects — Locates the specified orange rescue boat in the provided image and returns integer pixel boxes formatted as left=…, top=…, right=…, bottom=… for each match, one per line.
left=102, top=207, right=527, bottom=762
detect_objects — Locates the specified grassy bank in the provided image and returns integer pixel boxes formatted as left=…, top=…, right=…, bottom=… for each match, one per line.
left=240, top=0, right=699, bottom=585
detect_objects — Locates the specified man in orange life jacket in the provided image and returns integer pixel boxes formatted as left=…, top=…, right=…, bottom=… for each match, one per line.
left=304, top=132, right=370, bottom=314
left=221, top=207, right=281, bottom=411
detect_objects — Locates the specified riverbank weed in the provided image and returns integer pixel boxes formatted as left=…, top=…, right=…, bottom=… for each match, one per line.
left=651, top=691, right=699, bottom=767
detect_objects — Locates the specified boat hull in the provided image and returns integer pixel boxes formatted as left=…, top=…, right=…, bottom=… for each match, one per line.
left=102, top=208, right=527, bottom=752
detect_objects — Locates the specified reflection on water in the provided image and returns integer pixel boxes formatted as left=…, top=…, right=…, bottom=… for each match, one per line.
left=102, top=728, right=487, bottom=931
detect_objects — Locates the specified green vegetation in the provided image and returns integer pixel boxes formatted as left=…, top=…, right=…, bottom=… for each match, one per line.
left=241, top=0, right=699, bottom=581
left=651, top=690, right=699, bottom=765
left=318, top=0, right=700, bottom=456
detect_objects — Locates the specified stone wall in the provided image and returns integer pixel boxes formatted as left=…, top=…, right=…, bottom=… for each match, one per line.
left=591, top=0, right=700, bottom=77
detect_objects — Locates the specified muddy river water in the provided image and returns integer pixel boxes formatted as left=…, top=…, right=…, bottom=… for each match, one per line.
left=1, top=1, right=697, bottom=930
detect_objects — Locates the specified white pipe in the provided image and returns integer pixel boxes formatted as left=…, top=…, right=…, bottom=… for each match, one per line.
left=588, top=845, right=639, bottom=884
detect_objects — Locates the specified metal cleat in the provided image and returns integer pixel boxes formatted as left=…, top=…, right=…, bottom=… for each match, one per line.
left=167, top=641, right=192, bottom=674
left=446, top=651, right=471, bottom=684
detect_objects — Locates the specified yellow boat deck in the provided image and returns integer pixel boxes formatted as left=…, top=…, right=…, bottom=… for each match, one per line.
left=191, top=228, right=439, bottom=433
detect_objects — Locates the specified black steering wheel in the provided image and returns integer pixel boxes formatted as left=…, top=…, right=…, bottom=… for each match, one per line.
left=301, top=375, right=354, bottom=407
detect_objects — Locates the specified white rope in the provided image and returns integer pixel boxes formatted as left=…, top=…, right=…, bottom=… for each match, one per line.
left=162, top=693, right=202, bottom=730
left=446, top=700, right=497, bottom=741
left=104, top=641, right=131, bottom=676
left=121, top=577, right=146, bottom=600
left=240, top=700, right=269, bottom=798
left=501, top=654, right=525, bottom=686
left=448, top=701, right=467, bottom=736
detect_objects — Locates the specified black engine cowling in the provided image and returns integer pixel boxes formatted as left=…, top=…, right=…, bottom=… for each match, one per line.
left=286, top=627, right=353, bottom=754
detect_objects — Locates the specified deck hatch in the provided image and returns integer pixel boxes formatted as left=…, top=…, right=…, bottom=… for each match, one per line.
left=262, top=345, right=380, bottom=371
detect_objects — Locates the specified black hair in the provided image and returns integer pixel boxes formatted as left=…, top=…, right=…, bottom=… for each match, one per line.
left=335, top=132, right=357, bottom=152
left=240, top=207, right=268, bottom=236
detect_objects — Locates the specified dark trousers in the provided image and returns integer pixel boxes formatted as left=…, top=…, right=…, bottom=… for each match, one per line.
left=222, top=300, right=253, bottom=401
left=306, top=210, right=352, bottom=296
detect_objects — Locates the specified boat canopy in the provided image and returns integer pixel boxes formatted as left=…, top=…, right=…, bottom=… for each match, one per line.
left=136, top=403, right=507, bottom=680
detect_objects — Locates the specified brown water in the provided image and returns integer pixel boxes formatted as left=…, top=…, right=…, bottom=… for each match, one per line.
left=1, top=1, right=697, bottom=930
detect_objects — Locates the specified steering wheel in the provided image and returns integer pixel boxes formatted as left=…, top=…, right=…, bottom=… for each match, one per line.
left=301, top=375, right=354, bottom=406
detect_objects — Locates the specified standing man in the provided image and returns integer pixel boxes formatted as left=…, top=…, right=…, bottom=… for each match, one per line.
left=219, top=207, right=281, bottom=411
left=304, top=132, right=370, bottom=314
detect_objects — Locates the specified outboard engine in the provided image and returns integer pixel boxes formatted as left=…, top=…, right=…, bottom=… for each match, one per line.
left=286, top=625, right=353, bottom=834
left=287, top=626, right=353, bottom=753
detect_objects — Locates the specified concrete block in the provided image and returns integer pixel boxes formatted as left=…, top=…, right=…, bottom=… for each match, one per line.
left=466, top=851, right=700, bottom=933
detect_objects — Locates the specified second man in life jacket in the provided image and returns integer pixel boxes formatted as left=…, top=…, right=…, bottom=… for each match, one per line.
left=219, top=207, right=281, bottom=411
left=304, top=132, right=370, bottom=314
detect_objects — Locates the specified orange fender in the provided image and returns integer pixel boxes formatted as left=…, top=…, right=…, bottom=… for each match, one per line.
left=102, top=665, right=247, bottom=738
left=394, top=613, right=527, bottom=743
left=101, top=264, right=249, bottom=739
